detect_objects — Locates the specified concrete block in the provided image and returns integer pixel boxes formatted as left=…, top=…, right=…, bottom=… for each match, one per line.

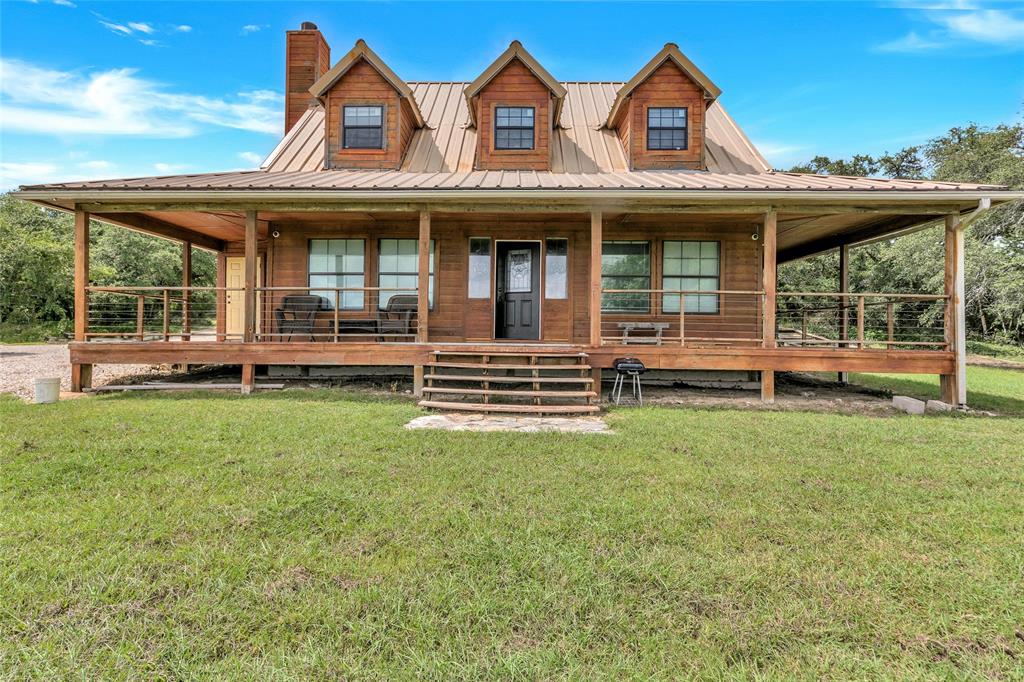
left=892, top=395, right=926, bottom=415
left=926, top=399, right=954, bottom=413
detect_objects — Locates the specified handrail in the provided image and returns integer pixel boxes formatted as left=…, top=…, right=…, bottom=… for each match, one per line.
left=601, top=289, right=764, bottom=295
left=778, top=291, right=947, bottom=300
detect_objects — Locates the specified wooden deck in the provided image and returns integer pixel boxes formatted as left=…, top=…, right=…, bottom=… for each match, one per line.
left=69, top=340, right=954, bottom=375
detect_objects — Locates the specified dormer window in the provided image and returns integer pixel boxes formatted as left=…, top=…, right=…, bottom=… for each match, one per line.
left=647, top=107, right=688, bottom=151
left=494, top=106, right=535, bottom=150
left=343, top=105, right=384, bottom=149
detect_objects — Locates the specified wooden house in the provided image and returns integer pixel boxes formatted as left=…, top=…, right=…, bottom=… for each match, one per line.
left=14, top=23, right=1023, bottom=412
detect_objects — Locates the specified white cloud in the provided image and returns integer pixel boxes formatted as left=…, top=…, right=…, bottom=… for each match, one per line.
left=875, top=4, right=1024, bottom=52
left=0, top=58, right=283, bottom=137
left=238, top=151, right=264, bottom=166
left=154, top=163, right=189, bottom=174
left=752, top=141, right=808, bottom=169
left=241, top=24, right=263, bottom=34
left=128, top=22, right=155, bottom=34
left=77, top=160, right=114, bottom=171
left=0, top=162, right=62, bottom=189
left=99, top=19, right=133, bottom=36
left=176, top=25, right=192, bottom=33
left=875, top=30, right=945, bottom=52
left=937, top=9, right=1024, bottom=43
left=53, top=0, right=76, bottom=7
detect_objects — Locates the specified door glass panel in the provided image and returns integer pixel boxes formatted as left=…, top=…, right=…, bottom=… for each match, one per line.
left=507, top=249, right=532, bottom=293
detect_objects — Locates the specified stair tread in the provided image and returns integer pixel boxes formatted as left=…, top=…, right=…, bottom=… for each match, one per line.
left=429, top=362, right=591, bottom=371
left=419, top=401, right=601, bottom=414
left=423, top=387, right=597, bottom=398
left=425, top=374, right=593, bottom=384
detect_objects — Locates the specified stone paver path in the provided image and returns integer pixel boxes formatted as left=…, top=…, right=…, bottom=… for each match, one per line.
left=406, top=414, right=611, bottom=434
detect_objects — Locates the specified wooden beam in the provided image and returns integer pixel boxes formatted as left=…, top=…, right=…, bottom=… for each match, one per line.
left=761, top=370, right=775, bottom=403
left=181, top=241, right=192, bottom=341
left=74, top=207, right=89, bottom=343
left=838, top=244, right=850, bottom=383
left=243, top=211, right=257, bottom=343
left=590, top=211, right=603, bottom=347
left=940, top=213, right=966, bottom=407
left=241, top=364, right=255, bottom=395
left=762, top=209, right=777, bottom=350
left=91, top=212, right=224, bottom=252
left=413, top=365, right=425, bottom=397
left=417, top=211, right=430, bottom=343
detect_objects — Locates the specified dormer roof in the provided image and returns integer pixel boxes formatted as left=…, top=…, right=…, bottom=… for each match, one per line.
left=463, top=41, right=568, bottom=127
left=606, top=43, right=721, bottom=128
left=309, top=39, right=425, bottom=128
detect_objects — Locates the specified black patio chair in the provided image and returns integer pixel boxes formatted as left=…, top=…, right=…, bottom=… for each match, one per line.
left=377, top=294, right=418, bottom=340
left=274, top=294, right=321, bottom=341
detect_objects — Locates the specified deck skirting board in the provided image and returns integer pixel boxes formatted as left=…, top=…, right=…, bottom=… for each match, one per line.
left=69, top=342, right=954, bottom=375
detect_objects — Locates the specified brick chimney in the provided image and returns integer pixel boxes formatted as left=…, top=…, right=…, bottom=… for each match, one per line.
left=285, top=21, right=330, bottom=134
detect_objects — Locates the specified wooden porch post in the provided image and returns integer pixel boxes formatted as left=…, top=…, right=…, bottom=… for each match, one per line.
left=941, top=213, right=966, bottom=407
left=761, top=209, right=777, bottom=403
left=71, top=207, right=92, bottom=391
left=243, top=211, right=257, bottom=343
left=181, top=241, right=192, bottom=342
left=838, top=243, right=850, bottom=383
left=417, top=210, right=430, bottom=343
left=589, top=210, right=602, bottom=347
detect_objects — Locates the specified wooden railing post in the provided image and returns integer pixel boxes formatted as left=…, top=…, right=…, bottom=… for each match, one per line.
left=181, top=241, right=192, bottom=341
left=679, top=293, right=686, bottom=347
left=243, top=210, right=258, bottom=343
left=136, top=295, right=145, bottom=341
left=590, top=210, right=603, bottom=347
left=71, top=207, right=92, bottom=391
left=761, top=209, right=777, bottom=403
left=162, top=288, right=171, bottom=341
left=941, top=213, right=966, bottom=407
left=801, top=311, right=808, bottom=341
left=886, top=301, right=895, bottom=346
left=856, top=295, right=865, bottom=349
left=333, top=289, right=340, bottom=342
left=417, top=211, right=430, bottom=343
left=838, top=244, right=850, bottom=382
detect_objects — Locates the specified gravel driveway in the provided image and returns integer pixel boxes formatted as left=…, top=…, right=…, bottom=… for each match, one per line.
left=0, top=344, right=162, bottom=400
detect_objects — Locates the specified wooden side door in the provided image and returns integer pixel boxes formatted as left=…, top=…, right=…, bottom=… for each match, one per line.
left=225, top=256, right=262, bottom=337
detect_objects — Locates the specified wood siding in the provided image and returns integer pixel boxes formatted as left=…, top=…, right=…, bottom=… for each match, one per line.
left=323, top=59, right=414, bottom=169
left=247, top=214, right=760, bottom=344
left=285, top=29, right=330, bottom=134
left=474, top=59, right=553, bottom=171
left=619, top=61, right=707, bottom=171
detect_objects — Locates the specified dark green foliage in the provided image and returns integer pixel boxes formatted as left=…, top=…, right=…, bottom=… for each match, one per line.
left=782, top=121, right=1024, bottom=344
left=0, top=195, right=215, bottom=340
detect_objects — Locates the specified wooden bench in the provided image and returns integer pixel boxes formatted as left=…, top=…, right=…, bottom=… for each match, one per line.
left=617, top=321, right=670, bottom=345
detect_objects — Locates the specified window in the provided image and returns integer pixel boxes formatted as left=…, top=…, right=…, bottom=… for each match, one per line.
left=468, top=238, right=491, bottom=299
left=343, top=105, right=384, bottom=149
left=378, top=239, right=435, bottom=309
left=663, top=241, right=720, bottom=314
left=308, top=239, right=365, bottom=310
left=647, top=107, right=688, bottom=151
left=601, top=241, right=650, bottom=313
left=545, top=238, right=568, bottom=299
left=494, top=106, right=535, bottom=150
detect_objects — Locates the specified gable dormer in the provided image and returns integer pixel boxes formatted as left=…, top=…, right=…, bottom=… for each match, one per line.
left=310, top=39, right=425, bottom=170
left=465, top=41, right=567, bottom=171
left=607, top=44, right=721, bottom=171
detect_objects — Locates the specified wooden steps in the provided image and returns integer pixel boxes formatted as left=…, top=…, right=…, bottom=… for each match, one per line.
left=419, top=401, right=600, bottom=414
left=418, top=349, right=598, bottom=415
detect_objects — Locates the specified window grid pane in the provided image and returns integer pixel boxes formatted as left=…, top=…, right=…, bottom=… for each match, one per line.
left=662, top=241, right=719, bottom=314
left=343, top=105, right=384, bottom=150
left=378, top=239, right=436, bottom=309
left=647, top=107, right=688, bottom=151
left=308, top=239, right=366, bottom=310
left=494, top=105, right=535, bottom=150
left=601, top=241, right=651, bottom=313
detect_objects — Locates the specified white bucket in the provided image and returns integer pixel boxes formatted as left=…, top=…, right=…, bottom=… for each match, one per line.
left=34, top=377, right=61, bottom=404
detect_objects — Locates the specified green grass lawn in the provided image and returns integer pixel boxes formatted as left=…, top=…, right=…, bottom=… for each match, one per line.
left=3, top=372, right=1023, bottom=679
left=850, top=365, right=1024, bottom=416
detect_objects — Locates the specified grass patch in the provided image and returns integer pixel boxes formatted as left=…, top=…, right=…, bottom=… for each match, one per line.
left=850, top=365, right=1024, bottom=416
left=0, top=320, right=69, bottom=344
left=2, top=380, right=1023, bottom=678
left=966, top=339, right=1024, bottom=361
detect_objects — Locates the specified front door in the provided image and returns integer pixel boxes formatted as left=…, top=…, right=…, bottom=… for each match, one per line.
left=495, top=242, right=541, bottom=340
left=225, top=256, right=261, bottom=337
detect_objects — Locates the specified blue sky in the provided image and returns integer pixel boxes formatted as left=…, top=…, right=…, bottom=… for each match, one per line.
left=1, top=0, right=1022, bottom=189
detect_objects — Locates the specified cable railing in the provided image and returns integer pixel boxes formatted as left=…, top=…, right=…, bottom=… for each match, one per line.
left=775, top=292, right=948, bottom=350
left=254, top=286, right=421, bottom=342
left=599, top=289, right=764, bottom=346
left=85, top=286, right=234, bottom=341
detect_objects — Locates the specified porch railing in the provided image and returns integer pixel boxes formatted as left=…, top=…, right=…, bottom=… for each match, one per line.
left=599, top=289, right=764, bottom=346
left=775, top=293, right=949, bottom=350
left=84, top=286, right=235, bottom=341
left=254, top=286, right=420, bottom=342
